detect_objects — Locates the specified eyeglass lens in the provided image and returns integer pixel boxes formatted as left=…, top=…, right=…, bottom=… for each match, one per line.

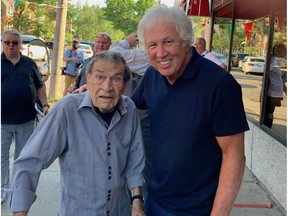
left=3, top=41, right=19, bottom=46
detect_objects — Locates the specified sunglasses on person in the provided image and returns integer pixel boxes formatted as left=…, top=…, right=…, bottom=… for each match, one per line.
left=97, top=34, right=111, bottom=39
left=2, top=41, right=20, bottom=46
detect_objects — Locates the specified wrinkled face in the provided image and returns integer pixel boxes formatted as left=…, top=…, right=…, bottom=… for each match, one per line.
left=2, top=33, right=21, bottom=59
left=94, top=34, right=112, bottom=53
left=86, top=59, right=126, bottom=113
left=193, top=39, right=205, bottom=54
left=144, top=22, right=191, bottom=84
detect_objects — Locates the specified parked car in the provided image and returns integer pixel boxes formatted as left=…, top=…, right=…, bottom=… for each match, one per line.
left=20, top=35, right=49, bottom=61
left=242, top=56, right=266, bottom=74
left=213, top=52, right=228, bottom=65
left=232, top=53, right=248, bottom=67
left=20, top=35, right=50, bottom=82
left=238, top=56, right=249, bottom=69
left=78, top=43, right=93, bottom=60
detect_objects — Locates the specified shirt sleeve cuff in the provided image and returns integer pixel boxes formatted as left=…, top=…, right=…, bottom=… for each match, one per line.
left=5, top=189, right=37, bottom=212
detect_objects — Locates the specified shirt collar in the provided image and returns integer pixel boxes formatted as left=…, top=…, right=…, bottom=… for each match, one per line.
left=78, top=91, right=128, bottom=116
left=200, top=49, right=209, bottom=56
left=179, top=46, right=203, bottom=80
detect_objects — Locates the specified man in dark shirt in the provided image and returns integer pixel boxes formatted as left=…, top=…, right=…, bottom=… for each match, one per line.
left=1, top=29, right=49, bottom=203
left=131, top=6, right=249, bottom=215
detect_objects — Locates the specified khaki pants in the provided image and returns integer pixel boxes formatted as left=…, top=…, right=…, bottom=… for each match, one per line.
left=63, top=74, right=76, bottom=96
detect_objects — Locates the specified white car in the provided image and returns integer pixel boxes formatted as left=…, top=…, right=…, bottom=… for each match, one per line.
left=20, top=35, right=49, bottom=61
left=78, top=44, right=93, bottom=60
left=242, top=56, right=266, bottom=74
left=238, top=56, right=249, bottom=69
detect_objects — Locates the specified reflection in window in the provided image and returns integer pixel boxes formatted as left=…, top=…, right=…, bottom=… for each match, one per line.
left=208, top=14, right=286, bottom=141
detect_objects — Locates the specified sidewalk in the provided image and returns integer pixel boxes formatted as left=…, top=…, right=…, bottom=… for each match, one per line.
left=1, top=149, right=286, bottom=216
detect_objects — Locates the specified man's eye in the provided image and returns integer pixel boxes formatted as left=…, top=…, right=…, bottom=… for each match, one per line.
left=146, top=43, right=156, bottom=49
left=111, top=76, right=123, bottom=84
left=96, top=75, right=104, bottom=81
left=165, top=40, right=173, bottom=45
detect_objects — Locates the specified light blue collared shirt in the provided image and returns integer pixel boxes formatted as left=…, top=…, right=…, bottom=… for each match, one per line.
left=110, top=40, right=150, bottom=76
left=5, top=91, right=145, bottom=216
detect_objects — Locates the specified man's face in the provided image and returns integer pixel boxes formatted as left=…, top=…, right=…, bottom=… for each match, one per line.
left=2, top=33, right=21, bottom=58
left=86, top=59, right=126, bottom=113
left=94, top=34, right=112, bottom=53
left=193, top=39, right=205, bottom=54
left=144, top=22, right=191, bottom=84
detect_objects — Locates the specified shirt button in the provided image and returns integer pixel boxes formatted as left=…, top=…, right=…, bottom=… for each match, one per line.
left=108, top=152, right=111, bottom=156
left=106, top=210, right=110, bottom=215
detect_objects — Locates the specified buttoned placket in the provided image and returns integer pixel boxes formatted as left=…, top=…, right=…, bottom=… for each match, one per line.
left=106, top=142, right=112, bottom=216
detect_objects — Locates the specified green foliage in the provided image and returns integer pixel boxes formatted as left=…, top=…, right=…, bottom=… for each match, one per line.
left=12, top=0, right=57, bottom=40
left=104, top=0, right=155, bottom=35
left=245, top=46, right=259, bottom=56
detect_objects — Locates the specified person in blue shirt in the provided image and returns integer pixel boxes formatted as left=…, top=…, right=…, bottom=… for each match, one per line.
left=5, top=51, right=145, bottom=216
left=131, top=6, right=249, bottom=215
left=62, top=39, right=84, bottom=96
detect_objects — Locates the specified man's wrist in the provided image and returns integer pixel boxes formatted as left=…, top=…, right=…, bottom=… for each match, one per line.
left=43, top=104, right=50, bottom=108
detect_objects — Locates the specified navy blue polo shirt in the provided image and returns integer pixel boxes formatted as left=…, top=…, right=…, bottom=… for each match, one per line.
left=131, top=47, right=249, bottom=215
left=1, top=53, right=44, bottom=124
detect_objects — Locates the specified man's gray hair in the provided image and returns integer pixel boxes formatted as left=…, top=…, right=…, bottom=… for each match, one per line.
left=137, top=5, right=193, bottom=47
left=2, top=29, right=21, bottom=43
left=86, top=51, right=131, bottom=82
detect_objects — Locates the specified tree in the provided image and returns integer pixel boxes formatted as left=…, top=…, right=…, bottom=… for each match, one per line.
left=11, top=0, right=57, bottom=40
left=103, top=0, right=155, bottom=35
left=69, top=3, right=125, bottom=42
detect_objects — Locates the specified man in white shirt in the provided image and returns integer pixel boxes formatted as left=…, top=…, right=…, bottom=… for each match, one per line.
left=194, top=37, right=227, bottom=70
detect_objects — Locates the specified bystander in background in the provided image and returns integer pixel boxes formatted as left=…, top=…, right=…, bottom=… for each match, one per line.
left=62, top=39, right=84, bottom=96
left=194, top=37, right=228, bottom=70
left=264, top=43, right=287, bottom=128
left=1, top=29, right=49, bottom=203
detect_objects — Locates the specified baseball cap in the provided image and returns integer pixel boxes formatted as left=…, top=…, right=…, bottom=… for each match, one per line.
left=72, top=39, right=79, bottom=43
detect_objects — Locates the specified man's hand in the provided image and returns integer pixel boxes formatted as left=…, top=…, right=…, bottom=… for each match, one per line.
left=131, top=199, right=145, bottom=216
left=124, top=33, right=138, bottom=48
left=72, top=84, right=88, bottom=94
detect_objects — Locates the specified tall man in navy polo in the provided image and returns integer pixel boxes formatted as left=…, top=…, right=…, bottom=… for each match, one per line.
left=131, top=6, right=249, bottom=215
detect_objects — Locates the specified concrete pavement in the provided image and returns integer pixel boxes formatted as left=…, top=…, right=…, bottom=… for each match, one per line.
left=1, top=149, right=285, bottom=216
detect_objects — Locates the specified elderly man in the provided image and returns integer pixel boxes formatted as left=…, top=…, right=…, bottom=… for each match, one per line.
left=194, top=37, right=228, bottom=70
left=1, top=29, right=49, bottom=203
left=5, top=51, right=145, bottom=216
left=131, top=6, right=249, bottom=215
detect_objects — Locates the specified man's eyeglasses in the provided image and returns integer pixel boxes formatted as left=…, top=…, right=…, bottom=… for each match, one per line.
left=2, top=41, right=20, bottom=46
left=97, top=34, right=111, bottom=39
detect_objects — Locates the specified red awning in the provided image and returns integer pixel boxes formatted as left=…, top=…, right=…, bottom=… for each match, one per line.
left=213, top=0, right=286, bottom=20
left=180, top=0, right=211, bottom=17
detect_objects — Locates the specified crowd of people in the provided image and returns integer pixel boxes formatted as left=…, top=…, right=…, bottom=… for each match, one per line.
left=8, top=4, right=288, bottom=216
